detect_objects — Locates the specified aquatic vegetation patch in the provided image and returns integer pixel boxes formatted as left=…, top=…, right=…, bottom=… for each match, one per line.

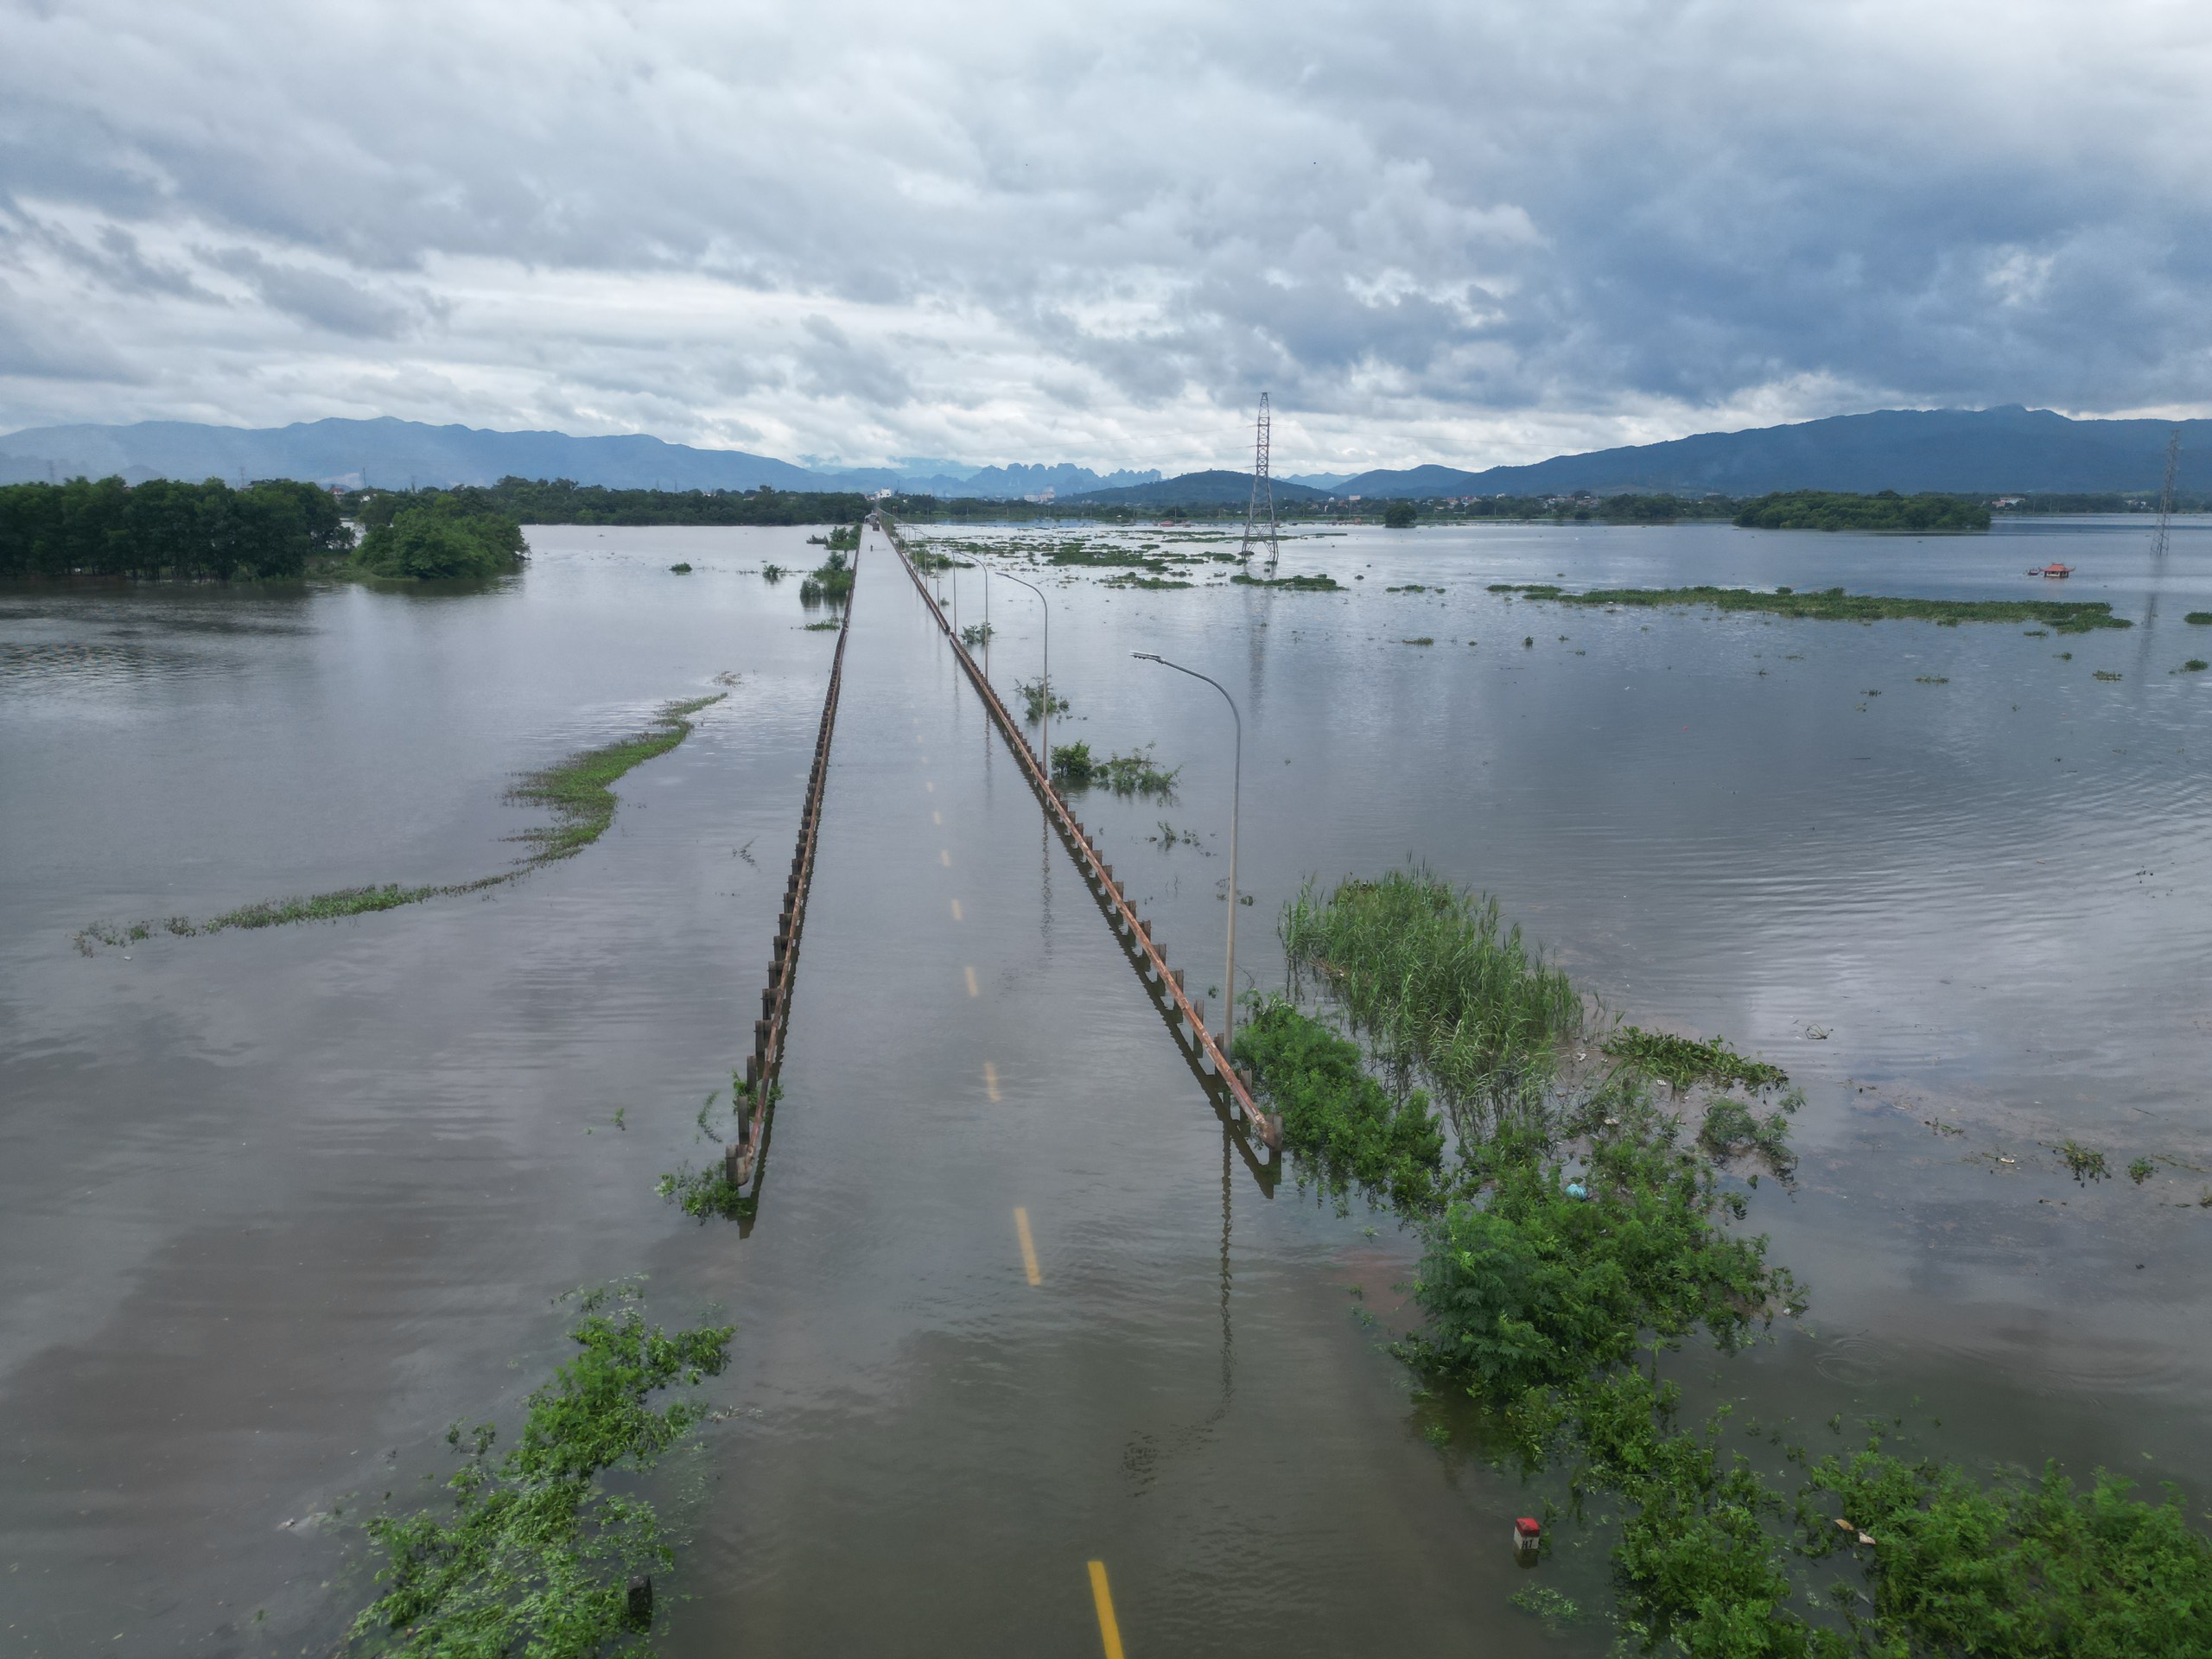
left=511, top=696, right=726, bottom=862
left=2183, top=660, right=2209, bottom=673
left=2187, top=612, right=2212, bottom=626
left=1697, top=1096, right=1799, bottom=1179
left=657, top=1163, right=747, bottom=1222
left=2057, top=1140, right=2110, bottom=1184
left=1251, top=867, right=2211, bottom=1653
left=958, top=621, right=994, bottom=645
left=1050, top=741, right=1179, bottom=797
left=1230, top=571, right=1342, bottom=590
left=802, top=620, right=840, bottom=631
left=77, top=695, right=725, bottom=951
left=1015, top=677, right=1069, bottom=722
left=1490, top=583, right=2131, bottom=632
left=1602, top=1026, right=1788, bottom=1091
left=667, top=563, right=692, bottom=573
left=1282, top=870, right=1582, bottom=1123
left=1407, top=1092, right=1796, bottom=1402
left=348, top=1286, right=731, bottom=1656
left=1232, top=999, right=1444, bottom=1211
left=1105, top=573, right=1194, bottom=588
left=1803, top=1449, right=2212, bottom=1657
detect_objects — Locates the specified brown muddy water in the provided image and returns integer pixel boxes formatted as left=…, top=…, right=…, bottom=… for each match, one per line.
left=2, top=517, right=2208, bottom=1656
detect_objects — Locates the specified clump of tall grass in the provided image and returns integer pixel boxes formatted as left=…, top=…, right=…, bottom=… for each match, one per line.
left=1282, top=870, right=1582, bottom=1128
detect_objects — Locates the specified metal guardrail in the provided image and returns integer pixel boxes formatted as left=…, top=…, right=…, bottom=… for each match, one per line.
left=724, top=539, right=856, bottom=1193
left=882, top=520, right=1284, bottom=1155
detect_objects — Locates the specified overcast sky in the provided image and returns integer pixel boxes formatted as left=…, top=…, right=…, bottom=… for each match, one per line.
left=3, top=0, right=2208, bottom=472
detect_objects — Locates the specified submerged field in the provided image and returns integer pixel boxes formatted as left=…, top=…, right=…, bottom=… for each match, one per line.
left=5, top=515, right=2211, bottom=1656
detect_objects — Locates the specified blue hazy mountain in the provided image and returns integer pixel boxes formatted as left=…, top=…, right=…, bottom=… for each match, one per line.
left=0, top=417, right=1156, bottom=499
left=1066, top=470, right=1331, bottom=507
left=5, top=405, right=2205, bottom=504
left=902, top=464, right=1167, bottom=498
left=1325, top=407, right=2212, bottom=499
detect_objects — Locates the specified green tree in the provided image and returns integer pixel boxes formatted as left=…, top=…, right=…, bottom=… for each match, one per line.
left=355, top=497, right=526, bottom=580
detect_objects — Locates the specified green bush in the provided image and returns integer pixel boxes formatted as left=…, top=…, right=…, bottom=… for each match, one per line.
left=1232, top=999, right=1443, bottom=1209
left=1405, top=1090, right=1790, bottom=1403
left=1382, top=500, right=1418, bottom=528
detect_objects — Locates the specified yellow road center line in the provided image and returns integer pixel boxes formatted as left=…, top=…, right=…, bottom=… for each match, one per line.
left=932, top=810, right=942, bottom=825
left=984, top=1059, right=1001, bottom=1101
left=1087, top=1561, right=1126, bottom=1659
left=941, top=849, right=951, bottom=868
left=950, top=899, right=963, bottom=922
left=1014, top=1206, right=1041, bottom=1286
left=964, top=965, right=980, bottom=998
left=925, top=781, right=934, bottom=793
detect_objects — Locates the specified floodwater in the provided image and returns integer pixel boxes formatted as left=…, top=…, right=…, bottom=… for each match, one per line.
left=1, top=514, right=2207, bottom=1655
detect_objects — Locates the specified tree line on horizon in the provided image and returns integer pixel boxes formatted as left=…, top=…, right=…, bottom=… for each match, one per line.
left=6, top=470, right=2177, bottom=580
left=0, top=475, right=352, bottom=579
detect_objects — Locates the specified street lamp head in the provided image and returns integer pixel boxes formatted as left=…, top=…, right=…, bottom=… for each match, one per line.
left=1132, top=652, right=1162, bottom=662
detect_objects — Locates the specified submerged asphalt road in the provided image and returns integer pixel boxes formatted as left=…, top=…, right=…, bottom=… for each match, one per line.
left=652, top=527, right=1572, bottom=1659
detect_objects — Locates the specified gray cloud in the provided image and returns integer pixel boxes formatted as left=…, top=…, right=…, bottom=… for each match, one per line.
left=1, top=0, right=2208, bottom=467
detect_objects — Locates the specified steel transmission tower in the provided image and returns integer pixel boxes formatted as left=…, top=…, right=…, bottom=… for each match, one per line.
left=1238, top=394, right=1281, bottom=568
left=2151, top=428, right=2181, bottom=565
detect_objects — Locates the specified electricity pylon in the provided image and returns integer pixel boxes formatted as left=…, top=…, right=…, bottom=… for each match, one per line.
left=2151, top=428, right=2180, bottom=566
left=1238, top=393, right=1281, bottom=569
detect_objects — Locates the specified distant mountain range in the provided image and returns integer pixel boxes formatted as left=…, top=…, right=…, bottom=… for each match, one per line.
left=1064, top=470, right=1331, bottom=508
left=1292, top=407, right=2212, bottom=500
left=3, top=404, right=2203, bottom=506
left=0, top=417, right=1158, bottom=499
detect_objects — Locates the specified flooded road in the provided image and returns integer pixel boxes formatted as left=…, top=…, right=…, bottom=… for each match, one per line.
left=2, top=512, right=2208, bottom=1655
left=650, top=533, right=1562, bottom=1657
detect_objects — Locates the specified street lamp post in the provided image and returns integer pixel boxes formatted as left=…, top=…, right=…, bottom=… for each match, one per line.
left=1132, top=652, right=1241, bottom=1055
left=997, top=571, right=1051, bottom=770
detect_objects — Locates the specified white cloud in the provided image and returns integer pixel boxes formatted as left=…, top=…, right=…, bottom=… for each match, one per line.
left=2, top=0, right=2209, bottom=468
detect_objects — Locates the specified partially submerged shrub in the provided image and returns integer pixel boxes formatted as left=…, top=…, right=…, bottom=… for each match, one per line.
left=351, top=1287, right=731, bottom=1656
left=1232, top=999, right=1442, bottom=1210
